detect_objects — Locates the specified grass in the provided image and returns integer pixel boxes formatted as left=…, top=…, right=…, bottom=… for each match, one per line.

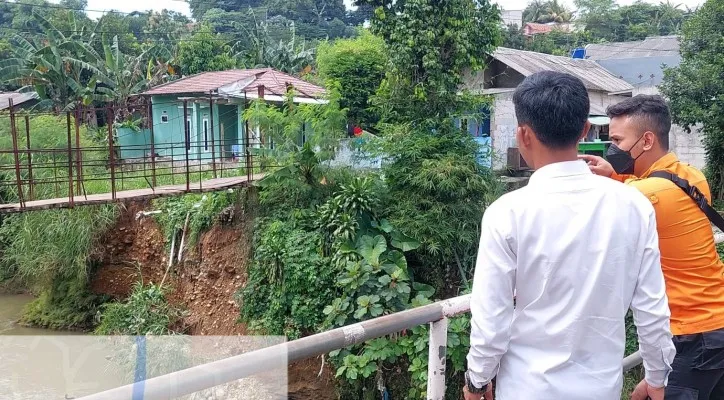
left=95, top=282, right=185, bottom=335
left=0, top=204, right=119, bottom=329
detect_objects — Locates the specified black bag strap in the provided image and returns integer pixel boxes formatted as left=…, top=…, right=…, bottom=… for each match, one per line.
left=649, top=171, right=724, bottom=231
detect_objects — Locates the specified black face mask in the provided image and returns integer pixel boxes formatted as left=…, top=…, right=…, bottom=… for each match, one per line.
left=606, top=136, right=645, bottom=175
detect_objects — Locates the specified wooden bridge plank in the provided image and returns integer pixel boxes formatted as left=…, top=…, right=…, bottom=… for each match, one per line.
left=0, top=173, right=265, bottom=214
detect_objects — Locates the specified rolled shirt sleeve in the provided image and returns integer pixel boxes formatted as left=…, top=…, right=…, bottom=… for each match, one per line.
left=630, top=206, right=676, bottom=388
left=466, top=205, right=516, bottom=387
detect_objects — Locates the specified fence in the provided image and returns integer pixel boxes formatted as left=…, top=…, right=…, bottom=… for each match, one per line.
left=78, top=228, right=723, bottom=400
left=0, top=102, right=272, bottom=212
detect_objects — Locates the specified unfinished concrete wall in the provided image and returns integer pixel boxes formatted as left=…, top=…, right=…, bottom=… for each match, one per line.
left=490, top=91, right=629, bottom=170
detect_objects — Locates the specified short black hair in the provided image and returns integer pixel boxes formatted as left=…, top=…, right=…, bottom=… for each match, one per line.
left=512, top=71, right=590, bottom=149
left=606, top=95, right=671, bottom=151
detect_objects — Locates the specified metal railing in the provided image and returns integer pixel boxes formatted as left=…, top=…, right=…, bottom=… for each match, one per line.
left=0, top=103, right=278, bottom=212
left=78, top=234, right=724, bottom=399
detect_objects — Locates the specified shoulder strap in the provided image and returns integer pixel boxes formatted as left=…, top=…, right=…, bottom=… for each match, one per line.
left=649, top=171, right=724, bottom=231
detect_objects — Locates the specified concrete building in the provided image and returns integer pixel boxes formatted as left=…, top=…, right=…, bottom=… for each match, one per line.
left=501, top=9, right=523, bottom=28
left=584, top=36, right=706, bottom=169
left=463, top=47, right=633, bottom=170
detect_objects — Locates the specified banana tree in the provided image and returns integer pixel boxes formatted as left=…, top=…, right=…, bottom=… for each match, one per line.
left=0, top=11, right=107, bottom=112
left=93, top=35, right=155, bottom=122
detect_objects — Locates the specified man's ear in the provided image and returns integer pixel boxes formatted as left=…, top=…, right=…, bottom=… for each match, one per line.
left=579, top=121, right=592, bottom=141
left=517, top=125, right=533, bottom=148
left=642, top=131, right=656, bottom=151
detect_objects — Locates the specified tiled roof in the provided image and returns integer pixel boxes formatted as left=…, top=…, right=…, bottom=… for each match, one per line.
left=584, top=36, right=680, bottom=60
left=524, top=23, right=555, bottom=35
left=492, top=47, right=634, bottom=93
left=143, top=68, right=325, bottom=99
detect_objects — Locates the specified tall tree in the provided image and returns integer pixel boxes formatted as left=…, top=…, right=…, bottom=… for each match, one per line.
left=355, top=0, right=504, bottom=292
left=660, top=0, right=724, bottom=200
left=176, top=26, right=236, bottom=76
left=0, top=12, right=105, bottom=111
left=358, top=0, right=501, bottom=124
left=316, top=29, right=386, bottom=128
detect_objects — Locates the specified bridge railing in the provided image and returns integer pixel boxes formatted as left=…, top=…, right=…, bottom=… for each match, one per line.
left=79, top=228, right=723, bottom=400
left=0, top=103, right=281, bottom=212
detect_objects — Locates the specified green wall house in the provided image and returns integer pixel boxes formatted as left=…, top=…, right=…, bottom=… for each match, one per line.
left=117, top=68, right=327, bottom=163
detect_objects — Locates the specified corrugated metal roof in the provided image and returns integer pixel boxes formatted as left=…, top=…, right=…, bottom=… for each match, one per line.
left=142, top=68, right=325, bottom=99
left=584, top=36, right=680, bottom=60
left=492, top=47, right=634, bottom=93
left=0, top=91, right=38, bottom=110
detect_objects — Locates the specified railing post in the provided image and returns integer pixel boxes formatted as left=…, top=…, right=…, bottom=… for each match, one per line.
left=107, top=107, right=116, bottom=200
left=148, top=100, right=157, bottom=188
left=426, top=317, right=448, bottom=400
left=24, top=115, right=33, bottom=201
left=66, top=111, right=74, bottom=207
left=209, top=92, right=217, bottom=179
left=9, top=99, right=25, bottom=209
left=74, top=106, right=83, bottom=196
left=183, top=99, right=190, bottom=192
left=244, top=116, right=252, bottom=182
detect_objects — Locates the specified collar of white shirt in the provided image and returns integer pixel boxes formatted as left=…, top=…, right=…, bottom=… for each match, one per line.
left=528, top=160, right=592, bottom=185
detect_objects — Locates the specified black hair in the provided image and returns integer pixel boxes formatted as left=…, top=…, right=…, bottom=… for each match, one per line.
left=512, top=71, right=590, bottom=149
left=606, top=95, right=671, bottom=151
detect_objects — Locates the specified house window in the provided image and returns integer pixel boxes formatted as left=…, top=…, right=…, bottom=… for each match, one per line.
left=203, top=116, right=209, bottom=152
left=161, top=111, right=169, bottom=123
left=186, top=118, right=191, bottom=151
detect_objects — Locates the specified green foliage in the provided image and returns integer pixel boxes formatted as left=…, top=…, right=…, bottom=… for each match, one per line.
left=523, top=0, right=573, bottom=23
left=575, top=0, right=690, bottom=42
left=316, top=30, right=386, bottom=128
left=378, top=126, right=504, bottom=291
left=323, top=228, right=470, bottom=399
left=360, top=0, right=501, bottom=124
left=176, top=26, right=237, bottom=76
left=95, top=282, right=185, bottom=335
left=153, top=190, right=240, bottom=245
left=243, top=90, right=347, bottom=162
left=0, top=205, right=117, bottom=286
left=21, top=275, right=105, bottom=330
left=0, top=205, right=118, bottom=329
left=239, top=221, right=335, bottom=339
left=503, top=26, right=599, bottom=57
left=660, top=0, right=724, bottom=201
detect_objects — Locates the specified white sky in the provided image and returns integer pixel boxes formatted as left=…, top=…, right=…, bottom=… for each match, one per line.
left=71, top=0, right=704, bottom=19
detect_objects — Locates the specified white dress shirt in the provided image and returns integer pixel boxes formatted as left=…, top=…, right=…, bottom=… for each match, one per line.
left=467, top=160, right=675, bottom=400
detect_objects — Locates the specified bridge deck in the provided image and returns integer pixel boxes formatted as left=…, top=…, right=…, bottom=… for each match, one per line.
left=0, top=174, right=264, bottom=213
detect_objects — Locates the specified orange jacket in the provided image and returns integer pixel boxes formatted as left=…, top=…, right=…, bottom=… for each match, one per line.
left=613, top=153, right=724, bottom=335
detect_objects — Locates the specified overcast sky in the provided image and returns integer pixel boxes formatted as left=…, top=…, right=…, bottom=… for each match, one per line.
left=77, top=0, right=705, bottom=19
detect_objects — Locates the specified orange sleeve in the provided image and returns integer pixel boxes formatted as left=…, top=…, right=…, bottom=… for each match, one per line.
left=611, top=172, right=637, bottom=183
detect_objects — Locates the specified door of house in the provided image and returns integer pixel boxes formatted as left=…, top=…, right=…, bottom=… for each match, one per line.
left=201, top=115, right=210, bottom=161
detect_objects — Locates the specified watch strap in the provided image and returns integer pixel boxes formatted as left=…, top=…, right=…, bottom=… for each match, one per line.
left=465, top=371, right=487, bottom=394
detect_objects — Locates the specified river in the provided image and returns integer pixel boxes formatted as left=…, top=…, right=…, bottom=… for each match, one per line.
left=0, top=293, right=74, bottom=335
left=0, top=293, right=130, bottom=399
left=0, top=294, right=285, bottom=399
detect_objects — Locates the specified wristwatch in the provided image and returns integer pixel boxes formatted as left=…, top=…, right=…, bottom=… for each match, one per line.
left=465, top=370, right=488, bottom=394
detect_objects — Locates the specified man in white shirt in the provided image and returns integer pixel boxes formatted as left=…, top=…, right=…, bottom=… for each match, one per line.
left=463, top=71, right=676, bottom=400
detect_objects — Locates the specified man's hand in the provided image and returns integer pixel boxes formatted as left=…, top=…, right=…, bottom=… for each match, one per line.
left=462, top=382, right=493, bottom=400
left=631, top=379, right=665, bottom=400
left=578, top=154, right=614, bottom=177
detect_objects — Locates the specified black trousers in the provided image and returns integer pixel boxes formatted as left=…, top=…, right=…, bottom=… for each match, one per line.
left=666, top=327, right=724, bottom=400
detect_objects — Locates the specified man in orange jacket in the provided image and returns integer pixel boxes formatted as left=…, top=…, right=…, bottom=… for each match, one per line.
left=581, top=95, right=724, bottom=400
